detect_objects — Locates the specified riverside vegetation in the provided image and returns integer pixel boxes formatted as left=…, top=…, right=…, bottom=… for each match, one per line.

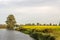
left=14, top=16, right=60, bottom=40
left=15, top=25, right=60, bottom=40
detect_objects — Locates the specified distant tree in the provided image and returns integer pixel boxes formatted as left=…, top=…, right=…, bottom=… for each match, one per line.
left=59, top=22, right=60, bottom=26
left=37, top=23, right=40, bottom=25
left=25, top=23, right=32, bottom=26
left=53, top=24, right=57, bottom=26
left=6, top=14, right=16, bottom=30
left=43, top=24, right=46, bottom=26
left=39, top=24, right=42, bottom=26
left=32, top=23, right=35, bottom=25
left=49, top=23, right=52, bottom=26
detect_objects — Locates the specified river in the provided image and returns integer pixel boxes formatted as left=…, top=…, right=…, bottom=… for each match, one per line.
left=0, top=29, right=34, bottom=40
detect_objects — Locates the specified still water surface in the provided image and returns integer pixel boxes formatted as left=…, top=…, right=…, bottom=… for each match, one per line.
left=0, top=29, right=34, bottom=40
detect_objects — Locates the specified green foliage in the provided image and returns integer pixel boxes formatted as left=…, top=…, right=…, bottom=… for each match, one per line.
left=30, top=31, right=55, bottom=40
left=6, top=14, right=16, bottom=30
left=20, top=29, right=32, bottom=34
left=19, top=28, right=56, bottom=40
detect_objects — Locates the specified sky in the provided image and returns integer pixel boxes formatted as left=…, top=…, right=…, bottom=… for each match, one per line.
left=0, top=0, right=60, bottom=24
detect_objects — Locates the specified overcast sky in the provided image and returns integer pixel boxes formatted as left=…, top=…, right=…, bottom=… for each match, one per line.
left=0, top=0, right=60, bottom=24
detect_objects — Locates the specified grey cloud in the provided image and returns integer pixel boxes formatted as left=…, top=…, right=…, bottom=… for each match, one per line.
left=9, top=1, right=50, bottom=6
left=9, top=0, right=60, bottom=6
left=0, top=0, right=60, bottom=8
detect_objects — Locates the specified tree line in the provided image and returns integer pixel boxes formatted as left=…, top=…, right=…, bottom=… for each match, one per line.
left=21, top=23, right=60, bottom=26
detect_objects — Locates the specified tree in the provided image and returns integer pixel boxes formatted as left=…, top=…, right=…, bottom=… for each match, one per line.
left=32, top=23, right=35, bottom=25
left=49, top=23, right=52, bottom=26
left=6, top=14, right=16, bottom=30
left=37, top=23, right=40, bottom=25
left=59, top=22, right=60, bottom=26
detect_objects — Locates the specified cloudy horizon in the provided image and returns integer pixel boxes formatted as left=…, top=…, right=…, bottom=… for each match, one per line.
left=0, top=0, right=60, bottom=24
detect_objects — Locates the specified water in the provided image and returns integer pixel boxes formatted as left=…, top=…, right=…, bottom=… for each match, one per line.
left=0, top=29, right=34, bottom=40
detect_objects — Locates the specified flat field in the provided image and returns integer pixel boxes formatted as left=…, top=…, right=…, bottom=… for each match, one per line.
left=21, top=26, right=60, bottom=30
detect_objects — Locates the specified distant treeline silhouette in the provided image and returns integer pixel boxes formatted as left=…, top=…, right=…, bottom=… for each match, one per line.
left=20, top=23, right=60, bottom=26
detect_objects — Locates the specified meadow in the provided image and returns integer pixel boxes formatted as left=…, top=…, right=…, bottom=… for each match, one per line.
left=21, top=26, right=60, bottom=30
left=16, top=25, right=60, bottom=40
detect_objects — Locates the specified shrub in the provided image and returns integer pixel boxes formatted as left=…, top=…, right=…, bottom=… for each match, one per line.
left=30, top=30, right=55, bottom=40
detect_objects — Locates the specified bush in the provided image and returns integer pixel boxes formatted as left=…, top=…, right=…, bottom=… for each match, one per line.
left=30, top=30, right=55, bottom=40
left=30, top=32, right=40, bottom=40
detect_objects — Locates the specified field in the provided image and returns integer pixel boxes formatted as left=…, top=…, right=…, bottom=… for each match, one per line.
left=20, top=26, right=60, bottom=30
left=16, top=26, right=60, bottom=40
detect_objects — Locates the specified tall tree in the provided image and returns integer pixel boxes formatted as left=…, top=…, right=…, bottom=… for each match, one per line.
left=6, top=14, right=16, bottom=30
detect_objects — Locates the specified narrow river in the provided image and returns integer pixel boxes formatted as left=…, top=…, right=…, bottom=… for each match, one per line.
left=0, top=29, right=34, bottom=40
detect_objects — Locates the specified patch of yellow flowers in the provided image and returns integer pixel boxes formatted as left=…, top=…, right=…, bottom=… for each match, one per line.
left=21, top=26, right=60, bottom=30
